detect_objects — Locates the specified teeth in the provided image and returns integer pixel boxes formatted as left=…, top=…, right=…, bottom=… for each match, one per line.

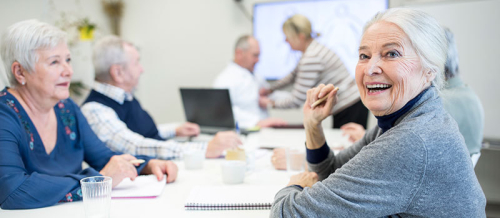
left=366, top=84, right=391, bottom=89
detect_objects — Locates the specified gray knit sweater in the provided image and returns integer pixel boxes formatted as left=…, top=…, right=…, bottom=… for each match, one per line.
left=270, top=87, right=486, bottom=217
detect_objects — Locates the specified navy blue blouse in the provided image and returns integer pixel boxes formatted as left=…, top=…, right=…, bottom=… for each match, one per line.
left=0, top=88, right=150, bottom=209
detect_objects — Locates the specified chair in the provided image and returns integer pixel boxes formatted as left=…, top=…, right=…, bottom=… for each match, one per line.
left=471, top=152, right=481, bottom=168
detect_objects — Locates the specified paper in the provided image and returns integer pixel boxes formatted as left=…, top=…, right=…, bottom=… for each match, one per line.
left=111, top=175, right=166, bottom=199
left=185, top=185, right=282, bottom=210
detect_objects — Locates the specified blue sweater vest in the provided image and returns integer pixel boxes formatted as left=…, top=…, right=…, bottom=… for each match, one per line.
left=83, top=90, right=164, bottom=141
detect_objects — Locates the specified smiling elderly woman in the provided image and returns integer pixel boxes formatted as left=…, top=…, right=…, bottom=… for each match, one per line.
left=0, top=20, right=178, bottom=209
left=270, top=8, right=486, bottom=217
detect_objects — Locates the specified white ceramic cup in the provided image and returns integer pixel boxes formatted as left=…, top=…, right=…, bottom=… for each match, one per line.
left=183, top=150, right=205, bottom=170
left=221, top=160, right=246, bottom=184
left=80, top=176, right=112, bottom=218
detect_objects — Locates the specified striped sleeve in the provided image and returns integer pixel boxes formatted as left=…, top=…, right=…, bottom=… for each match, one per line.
left=270, top=65, right=299, bottom=91
left=273, top=40, right=360, bottom=112
left=81, top=102, right=207, bottom=160
left=273, top=58, right=323, bottom=108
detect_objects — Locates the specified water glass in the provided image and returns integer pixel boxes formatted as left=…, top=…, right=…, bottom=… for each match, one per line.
left=80, top=176, right=112, bottom=218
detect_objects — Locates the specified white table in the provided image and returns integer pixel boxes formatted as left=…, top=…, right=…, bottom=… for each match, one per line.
left=0, top=129, right=347, bottom=218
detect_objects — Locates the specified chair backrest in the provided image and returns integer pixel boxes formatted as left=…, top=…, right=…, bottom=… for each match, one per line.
left=471, top=152, right=481, bottom=168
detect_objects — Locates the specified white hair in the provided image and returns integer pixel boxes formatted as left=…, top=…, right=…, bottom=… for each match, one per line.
left=0, top=19, right=67, bottom=87
left=363, top=8, right=447, bottom=90
left=92, top=35, right=129, bottom=82
left=234, top=35, right=253, bottom=51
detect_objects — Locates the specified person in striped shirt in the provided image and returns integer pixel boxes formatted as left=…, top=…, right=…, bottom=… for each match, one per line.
left=259, top=14, right=368, bottom=129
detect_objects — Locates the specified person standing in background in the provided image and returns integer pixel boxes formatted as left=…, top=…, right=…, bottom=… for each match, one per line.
left=259, top=14, right=368, bottom=129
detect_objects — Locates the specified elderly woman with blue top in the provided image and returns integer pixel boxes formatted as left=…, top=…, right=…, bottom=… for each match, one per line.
left=271, top=8, right=486, bottom=217
left=0, top=20, right=178, bottom=209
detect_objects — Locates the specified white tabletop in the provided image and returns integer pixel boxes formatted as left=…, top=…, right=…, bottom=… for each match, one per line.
left=0, top=129, right=348, bottom=218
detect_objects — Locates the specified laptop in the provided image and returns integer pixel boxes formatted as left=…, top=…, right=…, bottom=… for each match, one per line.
left=180, top=88, right=236, bottom=134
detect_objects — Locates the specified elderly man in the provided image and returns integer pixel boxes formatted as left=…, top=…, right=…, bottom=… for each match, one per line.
left=213, top=35, right=286, bottom=128
left=82, top=35, right=241, bottom=160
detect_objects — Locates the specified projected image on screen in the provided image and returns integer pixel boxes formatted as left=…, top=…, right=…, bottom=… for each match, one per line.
left=253, top=0, right=388, bottom=80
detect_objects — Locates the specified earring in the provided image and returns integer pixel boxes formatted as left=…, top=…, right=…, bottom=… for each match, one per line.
left=21, top=81, right=25, bottom=85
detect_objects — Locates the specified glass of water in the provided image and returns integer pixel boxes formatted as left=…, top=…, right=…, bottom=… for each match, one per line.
left=80, top=176, right=112, bottom=218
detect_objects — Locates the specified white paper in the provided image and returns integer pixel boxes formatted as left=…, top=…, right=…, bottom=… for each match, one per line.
left=111, top=175, right=166, bottom=198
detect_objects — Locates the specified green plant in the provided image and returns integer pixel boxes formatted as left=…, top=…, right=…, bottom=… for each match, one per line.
left=77, top=18, right=96, bottom=35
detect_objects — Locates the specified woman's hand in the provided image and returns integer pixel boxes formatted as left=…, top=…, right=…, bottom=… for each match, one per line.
left=100, top=154, right=139, bottom=187
left=303, top=84, right=338, bottom=128
left=287, top=172, right=319, bottom=188
left=141, top=159, right=178, bottom=183
left=271, top=148, right=287, bottom=170
left=303, top=84, right=338, bottom=150
left=340, top=122, right=366, bottom=143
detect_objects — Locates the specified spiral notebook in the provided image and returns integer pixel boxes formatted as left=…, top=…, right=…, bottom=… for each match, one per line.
left=185, top=185, right=282, bottom=210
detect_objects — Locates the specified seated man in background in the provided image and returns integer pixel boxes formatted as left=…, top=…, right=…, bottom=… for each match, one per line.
left=213, top=35, right=287, bottom=129
left=333, top=28, right=485, bottom=155
left=82, top=35, right=241, bottom=160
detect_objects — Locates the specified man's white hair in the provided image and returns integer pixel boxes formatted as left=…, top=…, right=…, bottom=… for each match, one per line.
left=234, top=35, right=254, bottom=51
left=363, top=8, right=447, bottom=90
left=92, top=35, right=131, bottom=82
left=1, top=19, right=67, bottom=87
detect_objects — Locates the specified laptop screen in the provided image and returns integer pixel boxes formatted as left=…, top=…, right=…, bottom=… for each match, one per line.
left=180, top=88, right=235, bottom=128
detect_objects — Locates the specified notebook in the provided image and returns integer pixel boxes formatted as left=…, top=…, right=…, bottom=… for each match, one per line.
left=185, top=185, right=282, bottom=210
left=179, top=88, right=235, bottom=134
left=111, top=175, right=166, bottom=199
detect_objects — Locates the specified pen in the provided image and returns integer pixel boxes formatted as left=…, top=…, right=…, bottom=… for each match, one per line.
left=129, top=159, right=145, bottom=164
left=311, top=87, right=339, bottom=109
left=235, top=121, right=240, bottom=135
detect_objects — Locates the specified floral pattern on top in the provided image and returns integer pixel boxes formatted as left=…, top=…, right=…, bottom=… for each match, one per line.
left=5, top=99, right=35, bottom=150
left=60, top=188, right=83, bottom=202
left=0, top=91, right=6, bottom=97
left=58, top=100, right=77, bottom=140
